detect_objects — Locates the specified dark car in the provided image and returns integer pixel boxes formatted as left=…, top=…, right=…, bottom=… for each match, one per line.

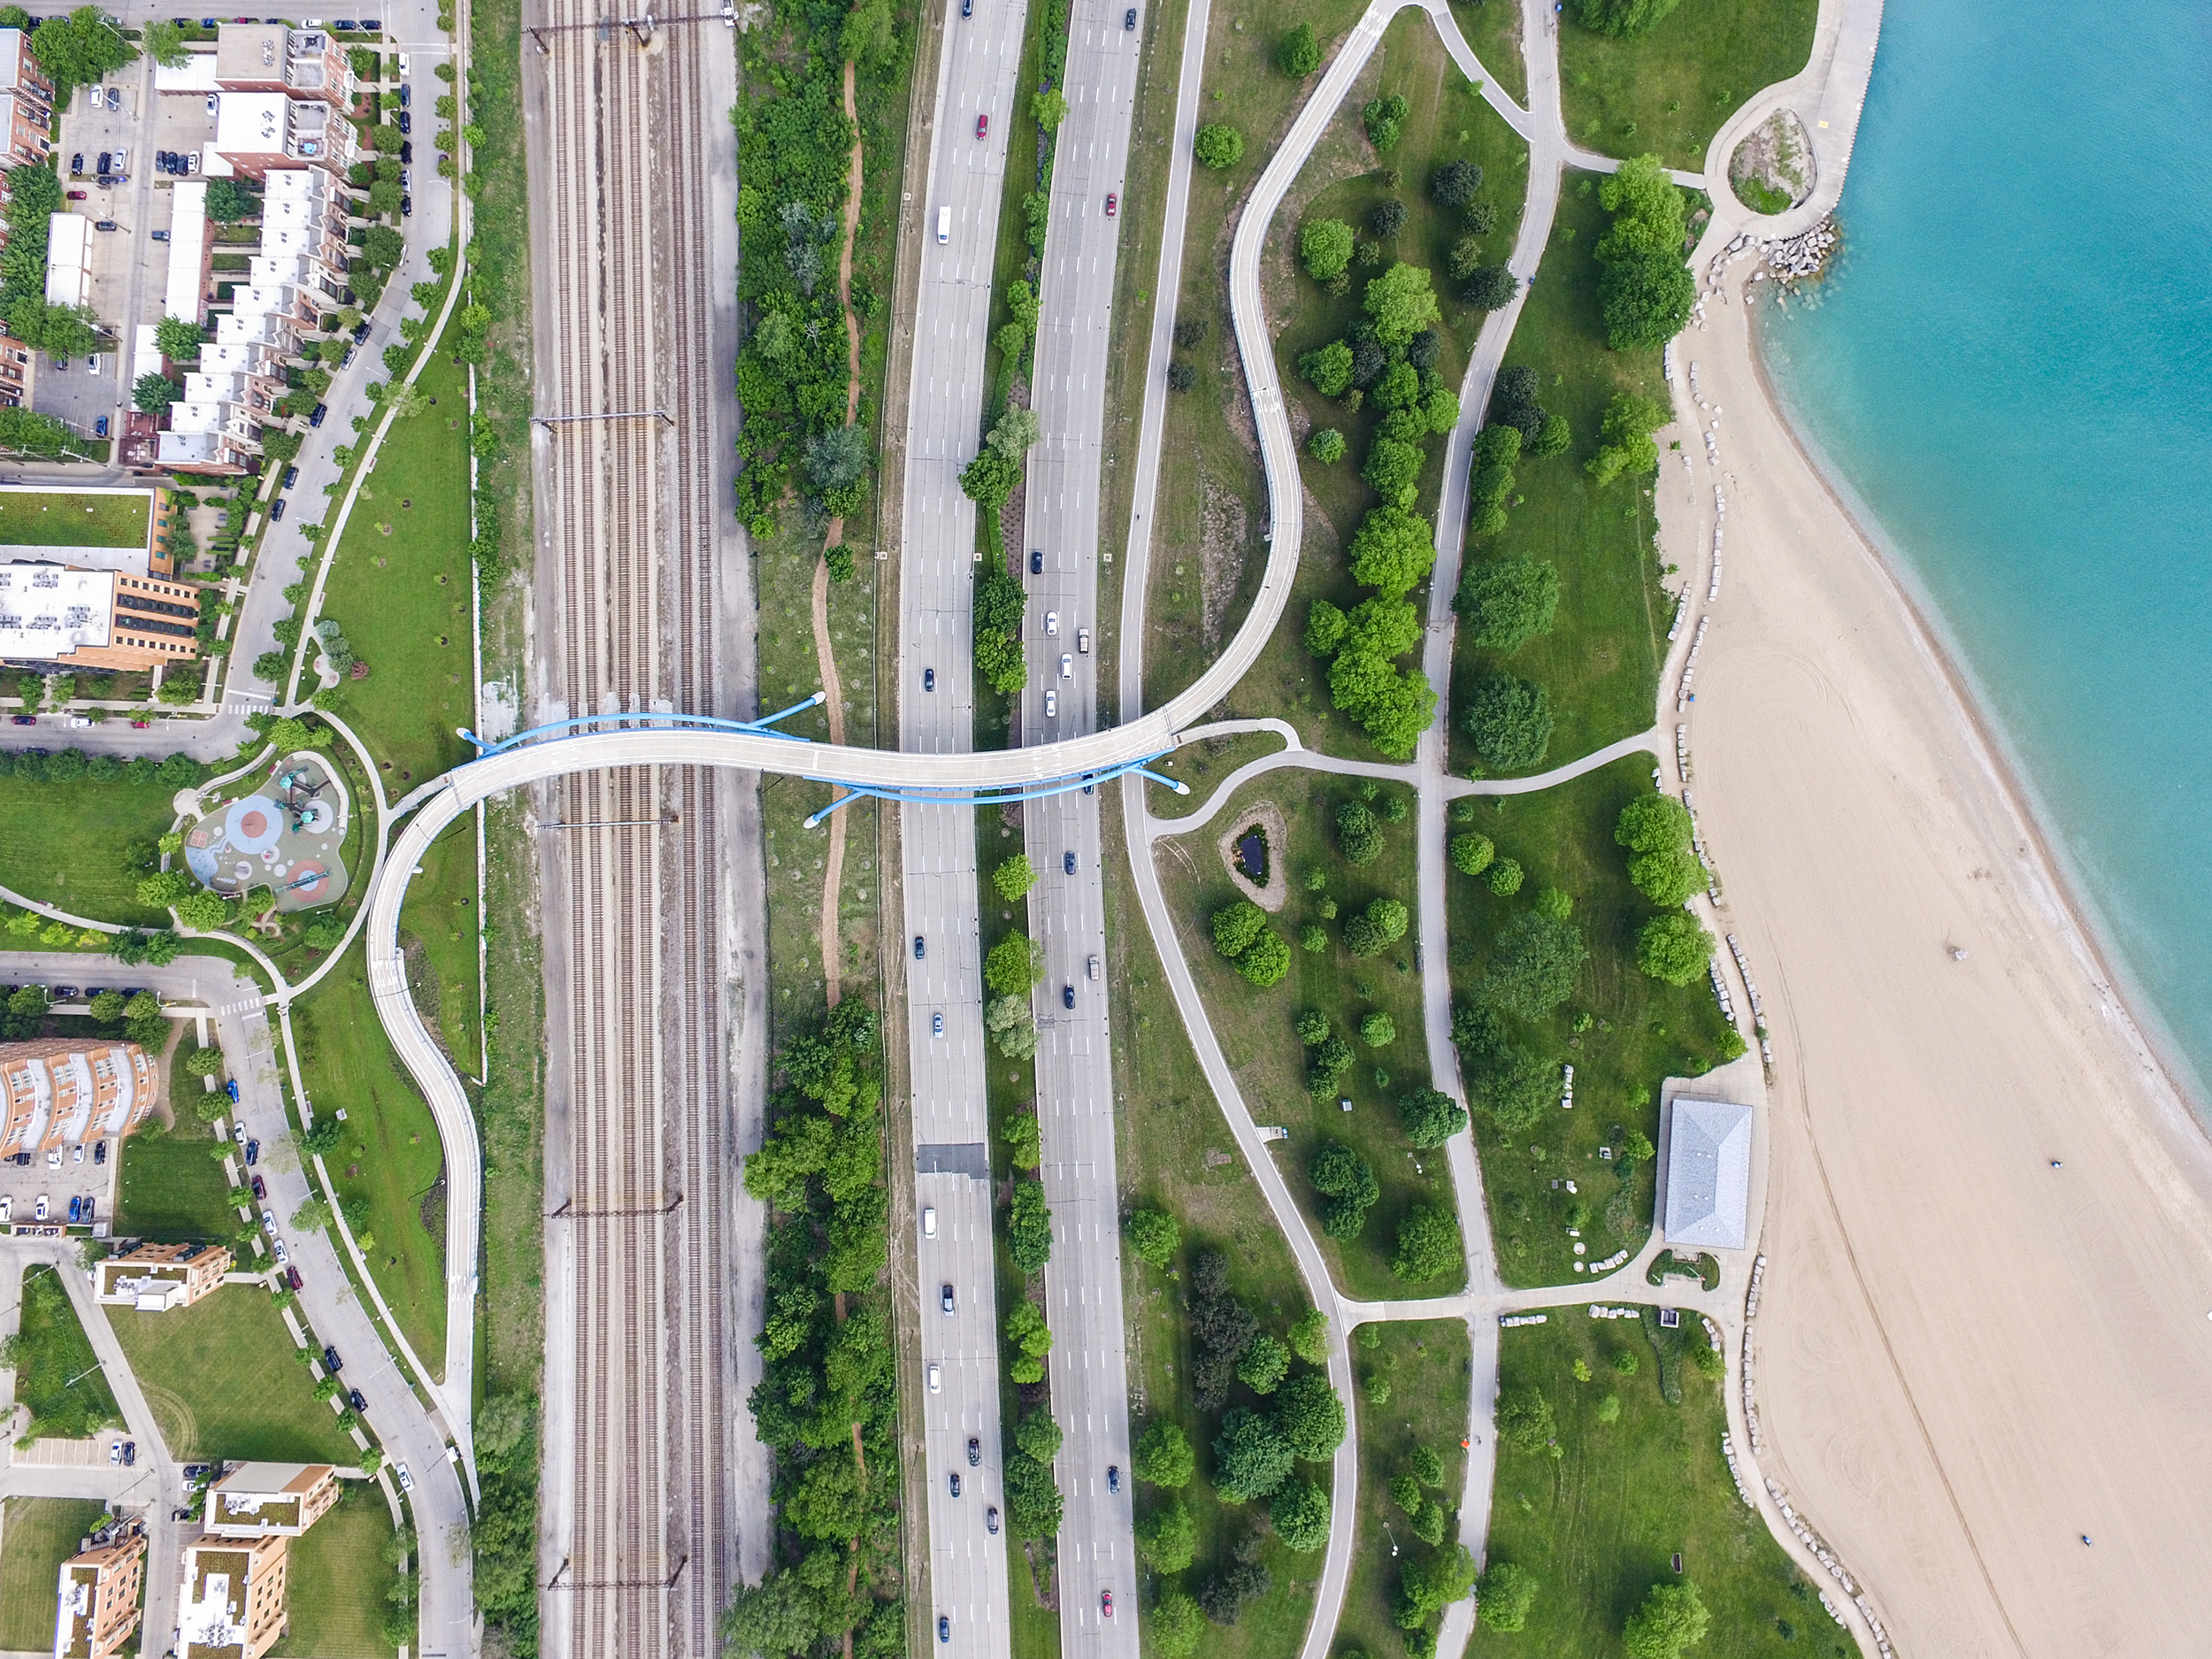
left=938, top=1617, right=950, bottom=1645
left=959, top=0, right=970, bottom=12
left=400, top=194, right=411, bottom=217
left=399, top=140, right=413, bottom=163
left=1082, top=776, right=1094, bottom=795
left=226, top=1079, right=241, bottom=1103
left=243, top=1137, right=260, bottom=1164
left=96, top=151, right=111, bottom=173
left=940, top=1283, right=955, bottom=1315
left=349, top=1386, right=367, bottom=1412
left=119, top=1440, right=134, bottom=1467
left=309, top=403, right=328, bottom=426
left=350, top=319, right=371, bottom=342
left=399, top=82, right=411, bottom=106
left=1063, top=851, right=1075, bottom=874
left=94, top=414, right=108, bottom=436
left=986, top=1506, right=1000, bottom=1534
left=66, top=188, right=86, bottom=200
left=10, top=714, right=34, bottom=725
left=1107, top=1464, right=1119, bottom=1492
left=913, top=936, right=926, bottom=959
left=1125, top=5, right=1135, bottom=24
left=70, top=152, right=82, bottom=173
left=150, top=229, right=169, bottom=242
left=53, top=984, right=77, bottom=1002
left=93, top=220, right=117, bottom=231
left=285, top=1265, right=303, bottom=1290
left=1063, top=984, right=1075, bottom=1009
left=93, top=1141, right=107, bottom=1164
left=82, top=1197, right=94, bottom=1222
left=396, top=110, right=411, bottom=133
left=966, top=1436, right=980, bottom=1466
left=250, top=1174, right=265, bottom=1200
left=323, top=1346, right=342, bottom=1372
left=283, top=465, right=299, bottom=487
left=1029, top=549, right=1043, bottom=574
left=923, top=666, right=935, bottom=691
left=269, top=498, right=286, bottom=520
left=949, top=1471, right=961, bottom=1496
left=68, top=1195, right=81, bottom=1223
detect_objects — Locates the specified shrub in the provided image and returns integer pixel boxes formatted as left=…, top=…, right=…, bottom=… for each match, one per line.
left=1485, top=856, right=1525, bottom=896
left=1458, top=557, right=1559, bottom=652
left=1477, top=1562, right=1539, bottom=1632
left=1370, top=199, right=1407, bottom=239
left=1637, top=910, right=1715, bottom=986
left=1152, top=1593, right=1204, bottom=1655
left=1462, top=264, right=1518, bottom=311
left=1392, top=1204, right=1463, bottom=1281
left=1530, top=411, right=1572, bottom=457
left=1167, top=361, right=1196, bottom=391
left=1173, top=315, right=1208, bottom=348
left=1125, top=1208, right=1180, bottom=1268
left=1363, top=92, right=1409, bottom=150
left=1448, top=833, right=1494, bottom=876
left=1572, top=0, right=1683, bottom=38
left=1495, top=1386, right=1555, bottom=1452
left=1343, top=896, right=1409, bottom=957
left=1484, top=910, right=1588, bottom=1018
left=1307, top=426, right=1345, bottom=464
left=1194, top=123, right=1244, bottom=169
left=1462, top=674, right=1552, bottom=773
left=991, top=854, right=1037, bottom=902
left=1300, top=217, right=1356, bottom=281
left=1358, top=1011, right=1395, bottom=1048
left=1277, top=21, right=1321, bottom=74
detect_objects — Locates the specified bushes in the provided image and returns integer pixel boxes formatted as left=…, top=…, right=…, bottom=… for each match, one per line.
left=1210, top=899, right=1290, bottom=987
left=1342, top=896, right=1409, bottom=957
left=1391, top=1203, right=1463, bottom=1280
left=1309, top=1141, right=1379, bottom=1239
left=1007, top=1178, right=1053, bottom=1271
left=1277, top=21, right=1320, bottom=75
left=1300, top=216, right=1355, bottom=282
left=1615, top=791, right=1703, bottom=904
left=1363, top=92, right=1409, bottom=150
left=1298, top=337, right=1355, bottom=396
left=1448, top=833, right=1495, bottom=877
left=1462, top=672, right=1553, bottom=773
left=1588, top=391, right=1669, bottom=485
left=972, top=565, right=1027, bottom=693
left=1194, top=123, right=1244, bottom=169
left=1482, top=910, right=1588, bottom=1018
left=1308, top=426, right=1346, bottom=463
left=1465, top=422, right=1521, bottom=539
left=1461, top=262, right=1519, bottom=312
left=1125, top=1207, right=1180, bottom=1268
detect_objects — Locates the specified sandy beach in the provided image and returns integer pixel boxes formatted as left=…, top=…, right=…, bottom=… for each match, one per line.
left=1659, top=276, right=2212, bottom=1655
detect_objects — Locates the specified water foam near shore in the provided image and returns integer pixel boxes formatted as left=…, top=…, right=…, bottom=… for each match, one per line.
left=1755, top=0, right=2212, bottom=1106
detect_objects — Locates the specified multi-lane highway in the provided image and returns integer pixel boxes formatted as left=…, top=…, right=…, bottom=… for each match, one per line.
left=898, top=0, right=1032, bottom=1651
left=1018, top=1, right=1148, bottom=1651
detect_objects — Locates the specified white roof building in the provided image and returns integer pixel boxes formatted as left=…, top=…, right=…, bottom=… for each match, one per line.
left=1661, top=1096, right=1755, bottom=1251
left=152, top=51, right=222, bottom=94
left=43, top=211, right=88, bottom=309
left=0, top=562, right=110, bottom=660
left=164, top=179, right=210, bottom=326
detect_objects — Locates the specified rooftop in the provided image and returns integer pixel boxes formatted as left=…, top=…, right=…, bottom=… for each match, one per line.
left=1662, top=1095, right=1755, bottom=1251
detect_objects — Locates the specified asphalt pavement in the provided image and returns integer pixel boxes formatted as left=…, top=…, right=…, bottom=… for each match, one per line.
left=896, top=0, right=1033, bottom=1651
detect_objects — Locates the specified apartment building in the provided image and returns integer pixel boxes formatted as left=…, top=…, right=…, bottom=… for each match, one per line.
left=0, top=28, right=54, bottom=171
left=51, top=1524, right=145, bottom=1659
left=96, top=1240, right=234, bottom=1311
left=203, top=1464, right=340, bottom=1537
left=213, top=23, right=354, bottom=106
left=0, top=562, right=203, bottom=669
left=0, top=1039, right=158, bottom=1156
left=176, top=1533, right=289, bottom=1659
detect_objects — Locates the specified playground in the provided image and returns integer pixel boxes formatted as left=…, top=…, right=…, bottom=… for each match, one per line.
left=182, top=752, right=352, bottom=913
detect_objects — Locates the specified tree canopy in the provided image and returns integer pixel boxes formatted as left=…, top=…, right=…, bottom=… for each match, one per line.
left=1211, top=1407, right=1294, bottom=1501
left=1125, top=1208, right=1180, bottom=1269
left=1136, top=1499, right=1197, bottom=1571
left=1495, top=1386, right=1555, bottom=1451
left=1624, top=1581, right=1711, bottom=1659
left=1462, top=673, right=1553, bottom=772
left=1458, top=557, right=1560, bottom=652
left=1194, top=122, right=1245, bottom=169
left=1616, top=791, right=1705, bottom=904
left=1299, top=337, right=1355, bottom=396
left=1477, top=1562, right=1540, bottom=1632
left=1572, top=0, right=1684, bottom=39
left=1363, top=261, right=1442, bottom=346
left=1133, top=1418, right=1195, bottom=1486
left=1431, top=159, right=1483, bottom=205
left=1301, top=217, right=1355, bottom=281
left=1392, top=1204, right=1463, bottom=1281
left=1637, top=910, right=1715, bottom=986
left=1483, top=910, right=1589, bottom=1018
left=1271, top=1477, right=1332, bottom=1551
left=27, top=7, right=137, bottom=99
left=1462, top=263, right=1518, bottom=312
left=1398, top=1087, right=1469, bottom=1148
left=1595, top=157, right=1695, bottom=349
left=1274, top=1371, right=1347, bottom=1458
left=1348, top=503, right=1435, bottom=595
left=1277, top=21, right=1321, bottom=75
left=1588, top=391, right=1670, bottom=485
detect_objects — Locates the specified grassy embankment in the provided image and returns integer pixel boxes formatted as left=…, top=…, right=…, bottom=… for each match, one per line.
left=1336, top=1317, right=1471, bottom=1657
left=113, top=1108, right=240, bottom=1243
left=290, top=950, right=447, bottom=1369
left=1448, top=0, right=1526, bottom=108
left=6, top=1264, right=121, bottom=1439
left=106, top=1286, right=356, bottom=1463
left=0, top=772, right=180, bottom=925
left=1472, top=1310, right=1852, bottom=1659
left=1154, top=771, right=1463, bottom=1301
left=267, top=1480, right=403, bottom=1659
left=1557, top=0, right=1817, bottom=172
left=1449, top=173, right=1672, bottom=775
left=1101, top=787, right=1324, bottom=1657
left=0, top=1498, right=108, bottom=1648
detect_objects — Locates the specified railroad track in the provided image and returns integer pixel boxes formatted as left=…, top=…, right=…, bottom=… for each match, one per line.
left=530, top=0, right=745, bottom=1653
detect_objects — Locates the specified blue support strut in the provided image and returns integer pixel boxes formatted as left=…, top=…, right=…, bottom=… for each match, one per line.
left=798, top=753, right=1177, bottom=827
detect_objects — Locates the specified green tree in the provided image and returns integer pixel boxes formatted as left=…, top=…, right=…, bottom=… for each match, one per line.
left=1299, top=337, right=1356, bottom=396
left=1398, top=1088, right=1469, bottom=1148
left=1462, top=673, right=1552, bottom=772
left=1002, top=1110, right=1041, bottom=1168
left=1136, top=1498, right=1197, bottom=1571
left=27, top=7, right=138, bottom=100
left=1396, top=1544, right=1479, bottom=1629
left=1477, top=1562, right=1539, bottom=1632
left=1348, top=503, right=1435, bottom=595
left=1193, top=123, right=1244, bottom=169
left=1233, top=926, right=1291, bottom=987
left=1623, top=1581, right=1710, bottom=1659
left=1287, top=1308, right=1328, bottom=1364
left=1595, top=157, right=1695, bottom=349
left=1571, top=0, right=1684, bottom=38
left=1461, top=264, right=1518, bottom=311
left=1411, top=1498, right=1449, bottom=1545
left=803, top=422, right=869, bottom=496
left=1363, top=262, right=1441, bottom=347
left=1448, top=833, right=1495, bottom=877
left=1300, top=217, right=1356, bottom=281
left=1392, top=1471, right=1424, bottom=1513
left=1485, top=857, right=1525, bottom=896
left=1310, top=1141, right=1379, bottom=1239
left=1015, top=1409, right=1063, bottom=1464
left=1031, top=87, right=1068, bottom=131
left=142, top=19, right=190, bottom=66
left=1151, top=1593, right=1204, bottom=1656
left=1211, top=1407, right=1294, bottom=1501
left=290, top=1195, right=334, bottom=1233
left=1484, top=910, right=1588, bottom=1018
left=1125, top=1208, right=1180, bottom=1269
left=841, top=0, right=897, bottom=65
left=1362, top=436, right=1425, bottom=510
left=1004, top=1300, right=1053, bottom=1362
left=1587, top=392, right=1670, bottom=485
left=1494, top=1386, right=1555, bottom=1452
left=1211, top=900, right=1267, bottom=959
left=1458, top=558, right=1559, bottom=652
left=1007, top=1179, right=1052, bottom=1272
left=174, top=891, right=229, bottom=931
left=131, top=373, right=180, bottom=414
left=1362, top=92, right=1409, bottom=150
left=1358, top=1010, right=1395, bottom=1048
left=203, top=176, right=260, bottom=223
left=1336, top=798, right=1382, bottom=864
left=135, top=871, right=193, bottom=908
left=983, top=932, right=1043, bottom=995
left=1270, top=1477, right=1332, bottom=1551
left=991, top=854, right=1037, bottom=902
left=1236, top=1333, right=1289, bottom=1394
left=1637, top=910, right=1715, bottom=986
left=1392, top=1204, right=1463, bottom=1281
left=1277, top=21, right=1321, bottom=74
left=1342, top=896, right=1409, bottom=958
left=1273, top=1371, right=1347, bottom=1459
left=1431, top=159, right=1483, bottom=205
left=1133, top=1418, right=1195, bottom=1487
left=1409, top=1446, right=1444, bottom=1486
left=1616, top=791, right=1704, bottom=904
left=154, top=314, right=206, bottom=362
left=1308, top=426, right=1346, bottom=463
left=182, top=1044, right=224, bottom=1078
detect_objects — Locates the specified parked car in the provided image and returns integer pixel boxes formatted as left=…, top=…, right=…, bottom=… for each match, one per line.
left=70, top=152, right=82, bottom=173
left=399, top=139, right=412, bottom=162
left=396, top=1463, right=413, bottom=1494
left=309, top=403, right=327, bottom=426
left=396, top=110, right=410, bottom=133
left=283, top=465, right=299, bottom=487
left=349, top=1387, right=367, bottom=1412
left=242, top=1136, right=258, bottom=1163
left=250, top=1174, right=265, bottom=1200
left=66, top=188, right=86, bottom=200
left=268, top=498, right=286, bottom=520
left=110, top=1440, right=123, bottom=1464
left=34, top=1194, right=48, bottom=1220
left=96, top=151, right=111, bottom=173
left=94, top=415, right=108, bottom=436
left=261, top=1208, right=276, bottom=1233
left=350, top=319, right=371, bottom=343
left=10, top=714, right=34, bottom=725
left=286, top=1266, right=303, bottom=1291
left=93, top=1141, right=107, bottom=1164
left=400, top=194, right=411, bottom=217
left=227, top=1079, right=242, bottom=1103
left=67, top=1195, right=81, bottom=1223
left=93, top=220, right=117, bottom=232
left=399, top=81, right=411, bottom=105
left=82, top=1198, right=93, bottom=1222
left=322, top=1346, right=342, bottom=1372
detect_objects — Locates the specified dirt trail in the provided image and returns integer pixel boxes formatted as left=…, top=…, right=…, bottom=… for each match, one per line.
left=815, top=58, right=867, bottom=1007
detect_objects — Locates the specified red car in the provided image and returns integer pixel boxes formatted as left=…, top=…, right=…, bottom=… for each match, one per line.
left=976, top=112, right=987, bottom=139
left=250, top=1174, right=265, bottom=1200
left=284, top=1265, right=303, bottom=1291
left=1104, top=192, right=1118, bottom=217
left=1101, top=1591, right=1114, bottom=1617
left=65, top=189, right=86, bottom=200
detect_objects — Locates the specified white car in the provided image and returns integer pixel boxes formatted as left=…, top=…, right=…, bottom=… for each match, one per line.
left=45, top=1148, right=60, bottom=1169
left=1044, top=690, right=1058, bottom=717
left=1044, top=611, right=1058, bottom=635
left=34, top=1194, right=48, bottom=1221
left=1078, top=626, right=1091, bottom=654
left=273, top=1238, right=288, bottom=1264
left=71, top=1145, right=83, bottom=1164
left=927, top=1363, right=942, bottom=1394
left=922, top=1205, right=937, bottom=1238
left=1060, top=654, right=1073, bottom=680
left=0, top=1196, right=12, bottom=1223
left=396, top=1463, right=414, bottom=1494
left=261, top=1208, right=275, bottom=1233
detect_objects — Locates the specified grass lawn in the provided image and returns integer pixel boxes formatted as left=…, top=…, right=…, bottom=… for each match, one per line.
left=291, top=952, right=446, bottom=1370
left=1100, top=788, right=1324, bottom=1659
left=1145, top=728, right=1286, bottom=821
left=316, top=342, right=474, bottom=787
left=7, top=1264, right=121, bottom=1440
left=114, top=1113, right=242, bottom=1245
left=1446, top=756, right=1736, bottom=1287
left=0, top=773, right=180, bottom=926
left=1448, top=0, right=1525, bottom=108
left=1154, top=768, right=1463, bottom=1301
left=1139, top=0, right=1375, bottom=718
left=1450, top=173, right=1672, bottom=778
left=397, top=808, right=480, bottom=1067
left=1557, top=0, right=1817, bottom=171
left=267, top=1480, right=401, bottom=1658
left=1472, top=1309, right=1852, bottom=1659
left=0, top=1497, right=110, bottom=1649
left=105, top=1286, right=356, bottom=1463
left=1336, top=1317, right=1471, bottom=1657
left=0, top=490, right=147, bottom=549
left=478, top=792, right=548, bottom=1402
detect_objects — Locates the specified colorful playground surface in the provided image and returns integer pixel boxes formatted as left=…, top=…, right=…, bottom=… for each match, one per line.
left=183, top=753, right=352, bottom=912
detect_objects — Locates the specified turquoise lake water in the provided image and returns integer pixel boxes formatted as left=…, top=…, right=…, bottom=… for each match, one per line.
left=1755, top=0, right=2212, bottom=1105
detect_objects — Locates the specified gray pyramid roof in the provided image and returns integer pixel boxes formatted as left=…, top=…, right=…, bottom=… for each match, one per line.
left=1662, top=1096, right=1754, bottom=1250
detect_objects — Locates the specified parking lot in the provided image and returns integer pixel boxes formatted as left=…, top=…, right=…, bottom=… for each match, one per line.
left=0, top=1131, right=119, bottom=1231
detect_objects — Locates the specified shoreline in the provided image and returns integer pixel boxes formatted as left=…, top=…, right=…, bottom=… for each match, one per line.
left=1661, top=250, right=2212, bottom=1653
left=1741, top=288, right=2212, bottom=1141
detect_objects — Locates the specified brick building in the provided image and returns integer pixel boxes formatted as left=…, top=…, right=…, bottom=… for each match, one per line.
left=96, top=1240, right=234, bottom=1311
left=52, top=1524, right=146, bottom=1659
left=0, top=1038, right=158, bottom=1157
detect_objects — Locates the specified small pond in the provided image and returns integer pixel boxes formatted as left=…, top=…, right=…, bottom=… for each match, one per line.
left=1235, top=826, right=1267, bottom=884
